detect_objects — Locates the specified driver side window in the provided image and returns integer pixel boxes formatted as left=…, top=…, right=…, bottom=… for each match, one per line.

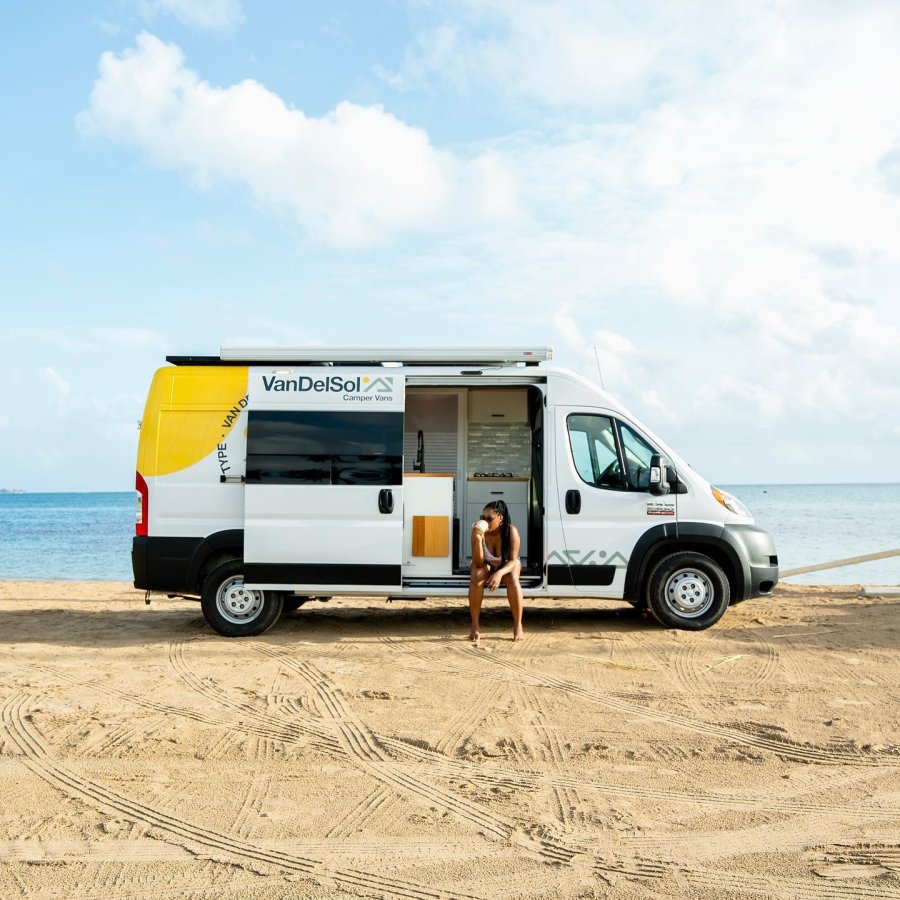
left=619, top=421, right=657, bottom=491
left=567, top=414, right=626, bottom=491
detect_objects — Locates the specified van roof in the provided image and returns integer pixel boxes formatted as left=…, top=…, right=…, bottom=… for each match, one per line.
left=166, top=346, right=554, bottom=367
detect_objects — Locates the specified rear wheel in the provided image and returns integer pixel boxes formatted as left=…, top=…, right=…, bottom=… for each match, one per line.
left=201, top=560, right=283, bottom=637
left=645, top=552, right=730, bottom=630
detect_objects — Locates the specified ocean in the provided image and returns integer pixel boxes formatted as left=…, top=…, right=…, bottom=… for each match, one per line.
left=0, top=485, right=898, bottom=585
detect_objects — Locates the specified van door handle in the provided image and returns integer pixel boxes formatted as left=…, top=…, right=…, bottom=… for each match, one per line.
left=378, top=489, right=394, bottom=514
left=565, top=489, right=581, bottom=515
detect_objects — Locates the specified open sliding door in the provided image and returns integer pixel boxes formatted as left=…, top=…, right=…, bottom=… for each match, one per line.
left=243, top=368, right=404, bottom=591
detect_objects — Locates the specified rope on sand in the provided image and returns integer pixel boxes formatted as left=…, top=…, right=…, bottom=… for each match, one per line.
left=779, top=547, right=900, bottom=578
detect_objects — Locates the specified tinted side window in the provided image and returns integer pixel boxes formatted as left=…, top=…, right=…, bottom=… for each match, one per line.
left=247, top=411, right=402, bottom=485
left=567, top=414, right=625, bottom=490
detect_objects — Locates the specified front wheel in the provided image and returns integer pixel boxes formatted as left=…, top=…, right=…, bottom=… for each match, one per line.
left=645, top=552, right=730, bottom=630
left=201, top=560, right=283, bottom=637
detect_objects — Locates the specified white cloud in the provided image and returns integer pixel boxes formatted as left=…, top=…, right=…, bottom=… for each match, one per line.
left=136, top=0, right=243, bottom=31
left=472, top=152, right=519, bottom=221
left=379, top=0, right=662, bottom=107
left=382, top=1, right=900, bottom=452
left=554, top=308, right=637, bottom=392
left=40, top=366, right=70, bottom=396
left=78, top=33, right=507, bottom=246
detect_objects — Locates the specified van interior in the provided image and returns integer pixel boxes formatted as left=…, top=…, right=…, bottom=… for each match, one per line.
left=403, top=386, right=544, bottom=586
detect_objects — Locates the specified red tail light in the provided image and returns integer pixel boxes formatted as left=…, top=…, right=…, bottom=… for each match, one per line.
left=135, top=471, right=148, bottom=536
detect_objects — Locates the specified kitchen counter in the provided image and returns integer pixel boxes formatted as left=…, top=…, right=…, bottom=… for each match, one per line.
left=468, top=476, right=529, bottom=482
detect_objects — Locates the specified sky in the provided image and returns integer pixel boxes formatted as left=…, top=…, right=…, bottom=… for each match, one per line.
left=1, top=0, right=899, bottom=492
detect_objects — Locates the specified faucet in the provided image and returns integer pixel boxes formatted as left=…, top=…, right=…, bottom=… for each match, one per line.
left=414, top=430, right=425, bottom=472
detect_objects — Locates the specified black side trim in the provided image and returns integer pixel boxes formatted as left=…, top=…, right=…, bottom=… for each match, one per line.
left=186, top=529, right=244, bottom=592
left=136, top=531, right=245, bottom=595
left=245, top=563, right=400, bottom=586
left=548, top=564, right=616, bottom=587
left=201, top=529, right=245, bottom=553
left=572, top=564, right=616, bottom=586
left=132, top=536, right=148, bottom=589
left=548, top=565, right=573, bottom=587
left=136, top=536, right=205, bottom=594
left=623, top=523, right=680, bottom=599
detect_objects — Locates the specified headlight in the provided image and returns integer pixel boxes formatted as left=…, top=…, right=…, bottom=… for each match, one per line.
left=711, top=486, right=752, bottom=517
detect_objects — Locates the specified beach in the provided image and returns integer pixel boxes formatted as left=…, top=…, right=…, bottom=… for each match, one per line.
left=1, top=581, right=898, bottom=898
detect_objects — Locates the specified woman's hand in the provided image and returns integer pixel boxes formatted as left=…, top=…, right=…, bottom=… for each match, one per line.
left=486, top=571, right=502, bottom=591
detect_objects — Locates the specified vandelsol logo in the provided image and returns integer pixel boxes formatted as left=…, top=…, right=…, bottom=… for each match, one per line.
left=261, top=374, right=395, bottom=395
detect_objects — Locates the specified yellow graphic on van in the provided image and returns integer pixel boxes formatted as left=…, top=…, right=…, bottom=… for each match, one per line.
left=137, top=366, right=249, bottom=477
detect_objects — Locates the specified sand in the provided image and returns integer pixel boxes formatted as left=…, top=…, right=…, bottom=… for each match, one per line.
left=1, top=581, right=899, bottom=899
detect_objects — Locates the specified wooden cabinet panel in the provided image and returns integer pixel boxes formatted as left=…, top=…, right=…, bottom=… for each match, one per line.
left=467, top=390, right=528, bottom=423
left=412, top=516, right=450, bottom=557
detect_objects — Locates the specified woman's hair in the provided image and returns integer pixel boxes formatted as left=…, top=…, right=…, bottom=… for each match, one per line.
left=483, top=500, right=511, bottom=564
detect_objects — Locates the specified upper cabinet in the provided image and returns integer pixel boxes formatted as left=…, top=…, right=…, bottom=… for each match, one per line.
left=467, top=390, right=529, bottom=424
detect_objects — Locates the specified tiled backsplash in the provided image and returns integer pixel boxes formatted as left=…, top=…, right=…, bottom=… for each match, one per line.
left=467, top=423, right=532, bottom=476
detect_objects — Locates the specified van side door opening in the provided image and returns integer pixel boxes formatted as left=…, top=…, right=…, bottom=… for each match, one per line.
left=401, top=384, right=545, bottom=586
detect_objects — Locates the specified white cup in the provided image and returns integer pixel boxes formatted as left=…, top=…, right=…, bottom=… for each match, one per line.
left=474, top=520, right=489, bottom=533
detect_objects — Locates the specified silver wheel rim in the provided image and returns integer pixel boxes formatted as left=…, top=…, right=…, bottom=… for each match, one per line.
left=663, top=568, right=715, bottom=618
left=216, top=575, right=264, bottom=625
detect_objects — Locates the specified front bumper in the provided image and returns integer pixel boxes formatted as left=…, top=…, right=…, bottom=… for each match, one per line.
left=725, top=524, right=779, bottom=598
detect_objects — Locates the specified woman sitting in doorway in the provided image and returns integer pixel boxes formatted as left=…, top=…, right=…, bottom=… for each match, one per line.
left=468, top=499, right=525, bottom=642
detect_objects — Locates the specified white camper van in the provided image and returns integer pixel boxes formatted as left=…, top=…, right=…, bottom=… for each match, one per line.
left=132, top=347, right=778, bottom=636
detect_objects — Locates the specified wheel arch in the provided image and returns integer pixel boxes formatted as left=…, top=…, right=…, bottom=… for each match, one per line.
left=624, top=523, right=748, bottom=604
left=187, top=529, right=245, bottom=595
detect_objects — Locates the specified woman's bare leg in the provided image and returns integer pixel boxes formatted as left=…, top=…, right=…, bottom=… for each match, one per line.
left=468, top=565, right=489, bottom=640
left=502, top=562, right=525, bottom=641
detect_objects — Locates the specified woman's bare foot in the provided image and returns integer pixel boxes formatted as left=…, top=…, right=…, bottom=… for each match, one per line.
left=513, top=628, right=525, bottom=642
left=469, top=629, right=481, bottom=642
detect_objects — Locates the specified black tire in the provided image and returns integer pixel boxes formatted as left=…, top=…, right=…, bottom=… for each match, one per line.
left=200, top=559, right=283, bottom=637
left=645, top=552, right=730, bottom=630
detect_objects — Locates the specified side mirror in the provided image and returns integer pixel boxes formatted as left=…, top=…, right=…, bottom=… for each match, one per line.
left=648, top=454, right=671, bottom=496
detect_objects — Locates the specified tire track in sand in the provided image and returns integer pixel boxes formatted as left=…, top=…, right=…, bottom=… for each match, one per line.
left=629, top=628, right=779, bottom=718
left=252, top=645, right=522, bottom=845
left=514, top=681, right=581, bottom=833
left=166, top=640, right=342, bottom=754
left=681, top=864, right=900, bottom=900
left=435, top=680, right=505, bottom=758
left=383, top=739, right=900, bottom=822
left=455, top=646, right=900, bottom=766
left=255, top=643, right=667, bottom=881
left=0, top=691, right=485, bottom=900
left=820, top=842, right=900, bottom=871
left=26, top=660, right=339, bottom=755
left=324, top=785, right=396, bottom=840
left=363, top=645, right=900, bottom=823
